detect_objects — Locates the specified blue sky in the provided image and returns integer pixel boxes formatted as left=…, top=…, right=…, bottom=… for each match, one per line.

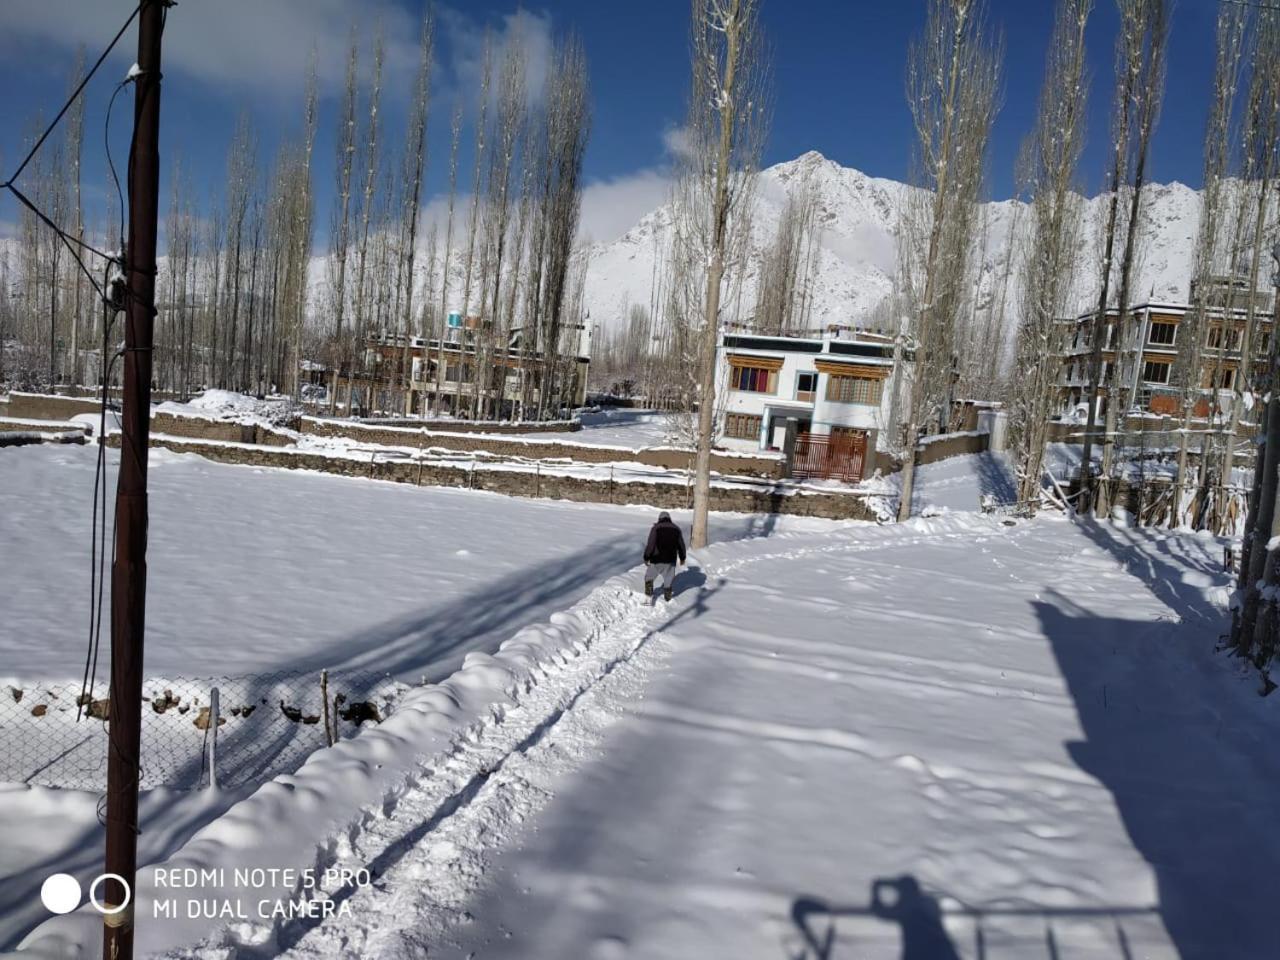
left=0, top=0, right=1225, bottom=247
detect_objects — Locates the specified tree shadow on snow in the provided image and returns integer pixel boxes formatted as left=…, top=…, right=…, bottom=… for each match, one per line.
left=1033, top=523, right=1280, bottom=959
left=973, top=452, right=1016, bottom=504
left=279, top=515, right=767, bottom=684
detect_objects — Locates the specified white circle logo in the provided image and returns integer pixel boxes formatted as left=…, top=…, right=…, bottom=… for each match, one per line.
left=40, top=874, right=82, bottom=914
left=88, top=873, right=131, bottom=915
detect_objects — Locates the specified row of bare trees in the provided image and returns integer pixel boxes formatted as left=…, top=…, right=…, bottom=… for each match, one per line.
left=2, top=13, right=592, bottom=424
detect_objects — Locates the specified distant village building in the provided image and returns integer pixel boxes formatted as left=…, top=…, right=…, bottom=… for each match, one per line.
left=714, top=325, right=912, bottom=483
left=327, top=319, right=593, bottom=418
left=1055, top=277, right=1274, bottom=424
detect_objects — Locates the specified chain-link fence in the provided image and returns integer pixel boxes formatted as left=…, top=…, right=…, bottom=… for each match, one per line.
left=1, top=670, right=405, bottom=792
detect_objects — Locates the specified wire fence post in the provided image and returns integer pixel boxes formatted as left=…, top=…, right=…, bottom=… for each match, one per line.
left=207, top=686, right=219, bottom=789
left=609, top=465, right=614, bottom=503
left=320, top=670, right=333, bottom=747
left=535, top=463, right=541, bottom=498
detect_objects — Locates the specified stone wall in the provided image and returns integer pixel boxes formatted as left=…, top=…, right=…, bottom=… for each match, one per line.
left=296, top=416, right=786, bottom=479
left=0, top=419, right=90, bottom=436
left=107, top=434, right=875, bottom=521
left=149, top=412, right=294, bottom=447
left=350, top=417, right=581, bottom=435
left=1, top=392, right=103, bottom=421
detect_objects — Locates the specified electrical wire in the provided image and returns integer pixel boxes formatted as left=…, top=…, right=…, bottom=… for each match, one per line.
left=0, top=4, right=141, bottom=190
left=105, top=81, right=128, bottom=255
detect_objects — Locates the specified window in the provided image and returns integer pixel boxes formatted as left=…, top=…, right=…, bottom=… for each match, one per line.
left=1259, top=331, right=1272, bottom=355
left=1141, top=359, right=1171, bottom=385
left=1206, top=326, right=1223, bottom=349
left=724, top=413, right=762, bottom=440
left=826, top=374, right=884, bottom=405
left=730, top=364, right=776, bottom=394
left=1148, top=321, right=1176, bottom=345
left=1218, top=367, right=1237, bottom=390
left=446, top=362, right=472, bottom=383
left=795, top=371, right=817, bottom=403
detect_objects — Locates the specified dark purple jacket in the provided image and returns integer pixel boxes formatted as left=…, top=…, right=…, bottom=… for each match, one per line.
left=644, top=518, right=687, bottom=565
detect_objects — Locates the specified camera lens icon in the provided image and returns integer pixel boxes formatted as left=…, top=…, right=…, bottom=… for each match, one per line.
left=40, top=873, right=131, bottom=916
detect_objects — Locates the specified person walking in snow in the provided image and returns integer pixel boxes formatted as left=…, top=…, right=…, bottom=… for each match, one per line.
left=643, top=510, right=686, bottom=601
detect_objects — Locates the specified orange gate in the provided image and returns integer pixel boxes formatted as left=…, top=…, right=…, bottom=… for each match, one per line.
left=791, top=430, right=867, bottom=483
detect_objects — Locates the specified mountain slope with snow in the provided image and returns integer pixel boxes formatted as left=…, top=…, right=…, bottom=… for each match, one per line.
left=580, top=151, right=1203, bottom=334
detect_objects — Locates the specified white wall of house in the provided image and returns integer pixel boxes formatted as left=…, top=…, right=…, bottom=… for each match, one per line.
left=714, top=334, right=906, bottom=454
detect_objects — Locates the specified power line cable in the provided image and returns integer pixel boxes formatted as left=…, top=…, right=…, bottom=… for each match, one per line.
left=0, top=4, right=141, bottom=190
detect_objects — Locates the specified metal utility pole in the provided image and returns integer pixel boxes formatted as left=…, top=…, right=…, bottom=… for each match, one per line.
left=104, top=2, right=165, bottom=958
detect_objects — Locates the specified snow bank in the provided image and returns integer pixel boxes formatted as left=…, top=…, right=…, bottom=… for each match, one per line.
left=10, top=572, right=651, bottom=958
left=156, top=391, right=297, bottom=427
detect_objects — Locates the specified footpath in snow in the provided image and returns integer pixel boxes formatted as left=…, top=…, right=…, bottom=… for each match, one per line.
left=392, top=517, right=1275, bottom=960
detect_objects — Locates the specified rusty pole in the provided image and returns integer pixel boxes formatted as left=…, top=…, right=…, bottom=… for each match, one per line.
left=104, top=3, right=164, bottom=957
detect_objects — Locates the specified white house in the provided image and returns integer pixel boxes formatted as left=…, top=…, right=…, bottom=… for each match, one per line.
left=714, top=326, right=911, bottom=481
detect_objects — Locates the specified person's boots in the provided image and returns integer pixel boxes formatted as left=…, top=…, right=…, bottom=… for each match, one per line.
left=644, top=580, right=653, bottom=597
left=663, top=587, right=673, bottom=601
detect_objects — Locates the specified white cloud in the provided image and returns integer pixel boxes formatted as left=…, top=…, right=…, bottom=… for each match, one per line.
left=578, top=168, right=672, bottom=246
left=0, top=0, right=421, bottom=96
left=437, top=7, right=554, bottom=111
left=416, top=119, right=679, bottom=249
left=412, top=164, right=669, bottom=254
left=661, top=124, right=695, bottom=163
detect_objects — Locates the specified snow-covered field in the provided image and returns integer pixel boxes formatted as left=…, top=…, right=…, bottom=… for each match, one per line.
left=0, top=443, right=817, bottom=684
left=537, top=409, right=675, bottom=448
left=0, top=442, right=827, bottom=951
left=4, top=441, right=1275, bottom=960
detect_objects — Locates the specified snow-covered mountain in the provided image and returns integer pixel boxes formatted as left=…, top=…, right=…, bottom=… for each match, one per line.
left=579, top=150, right=1203, bottom=334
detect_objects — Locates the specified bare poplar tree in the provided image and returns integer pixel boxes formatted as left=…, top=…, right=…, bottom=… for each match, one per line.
left=352, top=26, right=385, bottom=411
left=434, top=103, right=464, bottom=415
left=896, top=0, right=1001, bottom=521
left=221, top=113, right=255, bottom=390
left=1229, top=9, right=1280, bottom=653
left=476, top=38, right=527, bottom=418
left=535, top=35, right=591, bottom=419
left=1172, top=3, right=1247, bottom=525
left=328, top=32, right=359, bottom=411
left=1008, top=0, right=1092, bottom=506
left=1077, top=0, right=1169, bottom=513
left=681, top=0, right=770, bottom=549
left=1218, top=11, right=1280, bottom=528
left=755, top=173, right=820, bottom=334
left=66, top=47, right=86, bottom=388
left=397, top=10, right=434, bottom=413
left=289, top=57, right=318, bottom=400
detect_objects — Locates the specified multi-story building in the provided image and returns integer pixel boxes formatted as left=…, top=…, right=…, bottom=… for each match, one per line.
left=1056, top=279, right=1274, bottom=423
left=334, top=320, right=593, bottom=418
left=714, top=325, right=912, bottom=482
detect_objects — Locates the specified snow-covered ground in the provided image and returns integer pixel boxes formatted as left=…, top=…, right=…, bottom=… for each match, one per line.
left=6, top=442, right=1274, bottom=960
left=0, top=442, right=828, bottom=951
left=0, top=443, right=820, bottom=684
left=860, top=451, right=1017, bottom=515
left=536, top=409, right=675, bottom=448
left=275, top=517, right=1268, bottom=960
